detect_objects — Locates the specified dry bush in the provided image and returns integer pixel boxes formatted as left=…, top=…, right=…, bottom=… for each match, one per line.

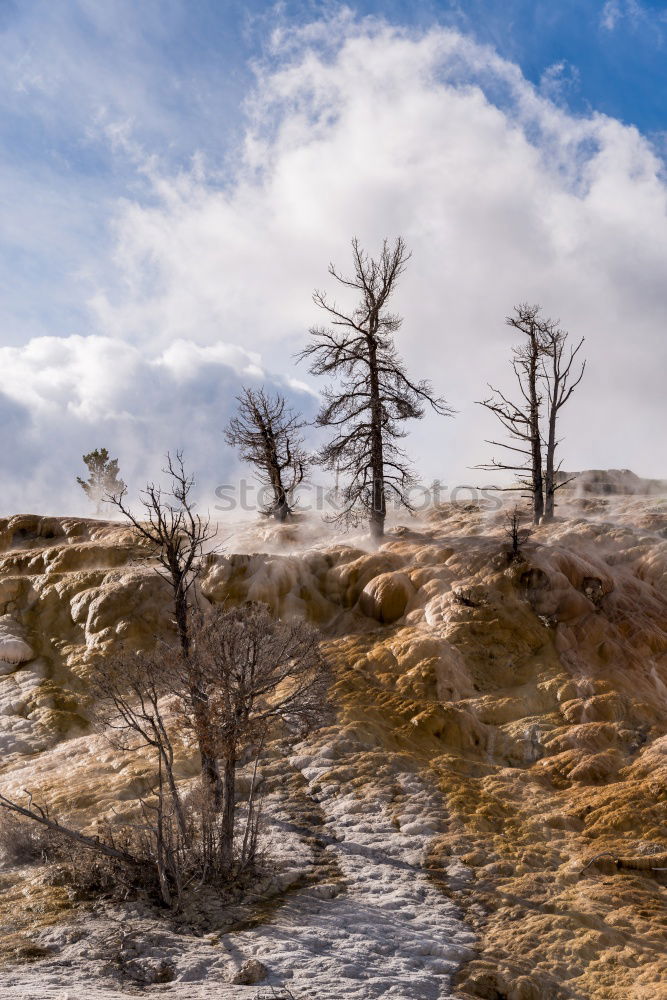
left=0, top=809, right=55, bottom=866
left=46, top=790, right=267, bottom=908
left=0, top=602, right=331, bottom=911
left=51, top=821, right=154, bottom=900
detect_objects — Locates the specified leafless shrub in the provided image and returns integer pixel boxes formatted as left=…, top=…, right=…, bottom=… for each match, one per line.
left=176, top=603, right=331, bottom=874
left=0, top=809, right=54, bottom=866
left=50, top=822, right=152, bottom=900
left=0, top=603, right=331, bottom=911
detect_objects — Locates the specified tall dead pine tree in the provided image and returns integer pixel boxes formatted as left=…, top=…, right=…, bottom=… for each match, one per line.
left=476, top=304, right=546, bottom=524
left=299, top=237, right=451, bottom=540
left=476, top=305, right=585, bottom=523
left=225, top=388, right=307, bottom=522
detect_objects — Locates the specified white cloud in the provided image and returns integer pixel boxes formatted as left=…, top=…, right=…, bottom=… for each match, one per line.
left=539, top=61, right=581, bottom=104
left=3, top=16, right=667, bottom=514
left=156, top=340, right=264, bottom=383
left=0, top=335, right=315, bottom=515
left=1, top=336, right=139, bottom=420
left=601, top=0, right=622, bottom=30
left=600, top=0, right=667, bottom=32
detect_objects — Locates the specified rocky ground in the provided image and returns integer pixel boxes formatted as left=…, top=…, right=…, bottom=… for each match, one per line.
left=0, top=494, right=665, bottom=999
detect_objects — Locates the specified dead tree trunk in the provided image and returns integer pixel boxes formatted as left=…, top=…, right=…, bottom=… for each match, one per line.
left=542, top=327, right=586, bottom=521
left=219, top=753, right=236, bottom=872
left=526, top=320, right=544, bottom=523
left=298, top=237, right=451, bottom=538
left=476, top=304, right=549, bottom=525
left=107, top=452, right=222, bottom=808
left=367, top=331, right=386, bottom=540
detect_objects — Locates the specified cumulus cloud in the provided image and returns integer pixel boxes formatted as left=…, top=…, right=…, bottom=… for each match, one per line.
left=0, top=335, right=316, bottom=515
left=2, top=15, right=667, bottom=514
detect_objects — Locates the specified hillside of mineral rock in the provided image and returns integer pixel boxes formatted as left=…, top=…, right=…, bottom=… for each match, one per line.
left=0, top=494, right=665, bottom=999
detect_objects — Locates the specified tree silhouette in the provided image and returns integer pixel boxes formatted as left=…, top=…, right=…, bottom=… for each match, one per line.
left=107, top=452, right=221, bottom=805
left=299, top=237, right=451, bottom=539
left=475, top=305, right=546, bottom=524
left=225, top=387, right=307, bottom=522
left=476, top=305, right=585, bottom=524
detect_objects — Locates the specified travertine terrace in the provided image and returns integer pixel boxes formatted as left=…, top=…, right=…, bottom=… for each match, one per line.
left=0, top=493, right=665, bottom=999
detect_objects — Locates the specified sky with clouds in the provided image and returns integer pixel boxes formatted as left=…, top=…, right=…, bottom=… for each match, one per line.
left=0, top=0, right=666, bottom=516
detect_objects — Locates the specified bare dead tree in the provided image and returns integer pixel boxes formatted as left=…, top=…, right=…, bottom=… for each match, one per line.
left=476, top=304, right=550, bottom=525
left=181, top=604, right=331, bottom=872
left=225, top=388, right=308, bottom=522
left=504, top=505, right=531, bottom=561
left=476, top=306, right=586, bottom=525
left=107, top=452, right=214, bottom=656
left=298, top=237, right=451, bottom=540
left=541, top=326, right=586, bottom=521
left=106, top=452, right=221, bottom=805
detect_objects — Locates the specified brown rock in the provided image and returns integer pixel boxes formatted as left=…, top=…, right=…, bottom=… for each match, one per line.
left=231, top=959, right=268, bottom=985
left=359, top=571, right=414, bottom=623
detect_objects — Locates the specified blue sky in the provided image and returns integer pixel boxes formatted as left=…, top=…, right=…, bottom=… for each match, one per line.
left=1, top=0, right=666, bottom=512
left=2, top=0, right=666, bottom=347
